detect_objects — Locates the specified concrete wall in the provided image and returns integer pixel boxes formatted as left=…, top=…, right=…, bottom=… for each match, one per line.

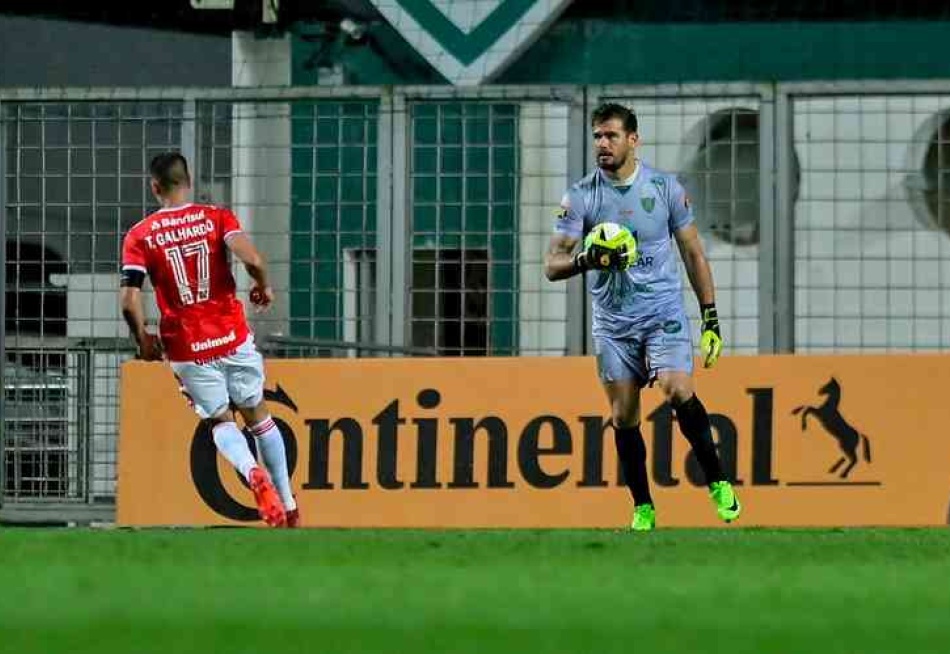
left=0, top=15, right=230, bottom=87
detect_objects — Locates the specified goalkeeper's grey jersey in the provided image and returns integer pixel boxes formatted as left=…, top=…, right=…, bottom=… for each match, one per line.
left=554, top=162, right=695, bottom=339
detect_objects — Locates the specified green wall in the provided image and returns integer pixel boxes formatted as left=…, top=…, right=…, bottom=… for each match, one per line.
left=288, top=98, right=519, bottom=353
left=503, top=21, right=950, bottom=83
left=409, top=102, right=519, bottom=354
left=293, top=20, right=950, bottom=85
left=290, top=101, right=378, bottom=340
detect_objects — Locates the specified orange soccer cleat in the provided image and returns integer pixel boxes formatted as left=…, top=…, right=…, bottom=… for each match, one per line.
left=248, top=467, right=286, bottom=527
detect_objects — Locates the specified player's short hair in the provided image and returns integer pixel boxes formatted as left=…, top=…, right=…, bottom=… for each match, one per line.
left=149, top=152, right=190, bottom=193
left=591, top=103, right=638, bottom=134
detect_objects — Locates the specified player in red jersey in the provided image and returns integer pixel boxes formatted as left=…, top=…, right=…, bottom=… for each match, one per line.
left=119, top=152, right=299, bottom=527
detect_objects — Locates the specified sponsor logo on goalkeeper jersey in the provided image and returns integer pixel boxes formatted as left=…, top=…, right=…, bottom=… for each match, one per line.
left=662, top=319, right=682, bottom=334
left=632, top=255, right=654, bottom=270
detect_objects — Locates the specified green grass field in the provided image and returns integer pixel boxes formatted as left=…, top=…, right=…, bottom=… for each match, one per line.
left=1, top=527, right=948, bottom=653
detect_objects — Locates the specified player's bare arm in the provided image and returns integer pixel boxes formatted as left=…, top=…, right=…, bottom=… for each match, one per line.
left=675, top=223, right=723, bottom=367
left=674, top=224, right=716, bottom=306
left=227, top=232, right=274, bottom=311
left=544, top=233, right=582, bottom=281
left=119, top=286, right=163, bottom=361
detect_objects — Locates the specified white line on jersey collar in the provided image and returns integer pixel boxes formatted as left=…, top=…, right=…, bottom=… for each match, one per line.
left=610, top=160, right=640, bottom=187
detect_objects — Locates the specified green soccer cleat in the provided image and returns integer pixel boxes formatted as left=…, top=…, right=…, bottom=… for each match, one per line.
left=709, top=480, right=741, bottom=523
left=630, top=504, right=656, bottom=532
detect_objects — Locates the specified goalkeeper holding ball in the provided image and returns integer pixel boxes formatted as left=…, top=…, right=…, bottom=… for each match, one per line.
left=544, top=103, right=739, bottom=531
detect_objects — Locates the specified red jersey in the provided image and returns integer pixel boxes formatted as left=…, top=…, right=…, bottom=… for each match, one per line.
left=122, top=203, right=250, bottom=362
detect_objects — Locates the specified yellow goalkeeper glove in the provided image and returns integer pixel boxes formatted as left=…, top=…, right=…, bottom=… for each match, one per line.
left=573, top=222, right=638, bottom=272
left=700, top=303, right=722, bottom=368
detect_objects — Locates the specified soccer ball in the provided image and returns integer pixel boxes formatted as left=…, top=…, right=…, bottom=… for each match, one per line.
left=584, top=222, right=637, bottom=269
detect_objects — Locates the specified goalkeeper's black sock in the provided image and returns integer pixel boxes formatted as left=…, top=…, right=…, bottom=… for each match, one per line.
left=672, top=394, right=725, bottom=484
left=614, top=425, right=653, bottom=506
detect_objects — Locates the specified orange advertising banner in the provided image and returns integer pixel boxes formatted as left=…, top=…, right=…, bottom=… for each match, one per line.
left=118, top=355, right=950, bottom=528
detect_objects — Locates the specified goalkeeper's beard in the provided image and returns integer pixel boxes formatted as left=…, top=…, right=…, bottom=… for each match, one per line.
left=597, top=151, right=627, bottom=172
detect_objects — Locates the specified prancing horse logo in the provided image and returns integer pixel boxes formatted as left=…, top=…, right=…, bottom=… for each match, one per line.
left=792, top=377, right=872, bottom=479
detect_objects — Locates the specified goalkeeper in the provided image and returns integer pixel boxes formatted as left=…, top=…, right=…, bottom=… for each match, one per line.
left=544, top=102, right=739, bottom=531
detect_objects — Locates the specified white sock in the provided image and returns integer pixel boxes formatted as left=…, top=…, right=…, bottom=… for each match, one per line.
left=211, top=421, right=258, bottom=482
left=249, top=416, right=296, bottom=511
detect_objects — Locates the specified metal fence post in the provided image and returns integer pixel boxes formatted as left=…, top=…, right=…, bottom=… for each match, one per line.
left=758, top=85, right=777, bottom=353
left=389, top=93, right=409, bottom=353
left=0, top=99, right=6, bottom=508
left=566, top=88, right=589, bottom=355
left=375, top=90, right=394, bottom=351
left=774, top=87, right=796, bottom=352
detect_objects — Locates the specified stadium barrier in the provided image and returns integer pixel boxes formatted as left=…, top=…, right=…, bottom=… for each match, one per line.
left=118, top=354, right=947, bottom=527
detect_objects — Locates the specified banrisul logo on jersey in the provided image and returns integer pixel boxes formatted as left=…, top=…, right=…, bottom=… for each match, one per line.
left=369, top=0, right=573, bottom=85
left=118, top=356, right=950, bottom=528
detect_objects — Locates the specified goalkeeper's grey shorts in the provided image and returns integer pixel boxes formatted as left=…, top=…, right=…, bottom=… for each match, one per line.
left=593, top=307, right=693, bottom=386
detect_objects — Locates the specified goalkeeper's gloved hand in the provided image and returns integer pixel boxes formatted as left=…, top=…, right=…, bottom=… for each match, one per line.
left=572, top=226, right=637, bottom=273
left=573, top=242, right=621, bottom=271
left=699, top=303, right=723, bottom=368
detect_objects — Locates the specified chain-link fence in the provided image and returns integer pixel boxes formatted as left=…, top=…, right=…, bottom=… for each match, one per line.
left=3, top=99, right=184, bottom=519
left=4, top=82, right=950, bottom=520
left=790, top=84, right=950, bottom=351
left=593, top=86, right=768, bottom=355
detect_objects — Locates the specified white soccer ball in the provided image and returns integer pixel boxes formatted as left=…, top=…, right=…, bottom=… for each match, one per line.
left=585, top=222, right=633, bottom=250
